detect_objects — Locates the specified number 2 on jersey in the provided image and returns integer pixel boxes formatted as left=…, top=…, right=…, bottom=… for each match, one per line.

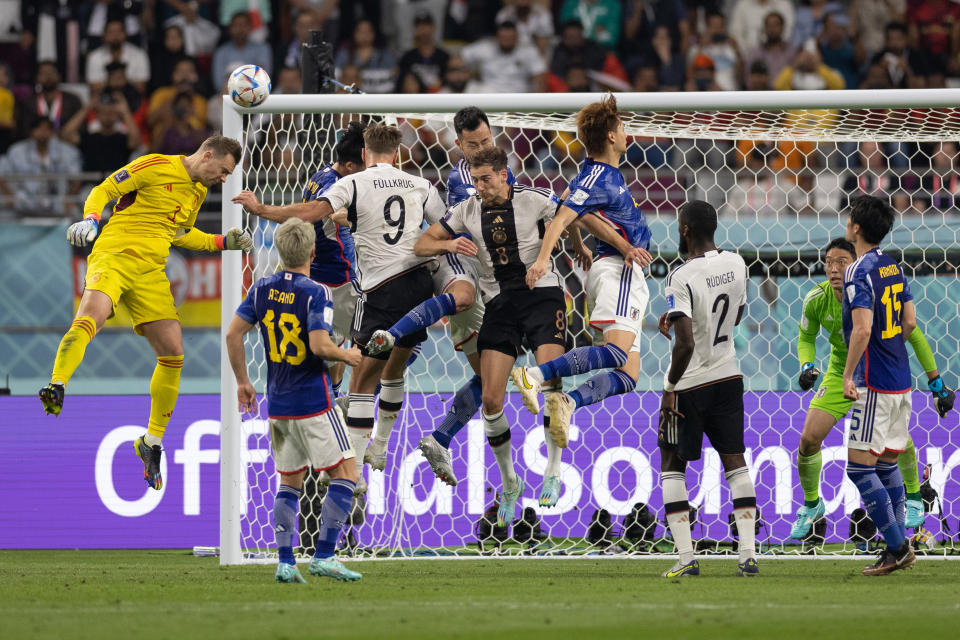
left=262, top=310, right=306, bottom=365
left=880, top=283, right=904, bottom=339
left=711, top=293, right=730, bottom=346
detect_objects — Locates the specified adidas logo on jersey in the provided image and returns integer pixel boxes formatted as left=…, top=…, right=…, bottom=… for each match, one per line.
left=826, top=315, right=833, bottom=321
left=492, top=215, right=503, bottom=223
left=618, top=186, right=626, bottom=194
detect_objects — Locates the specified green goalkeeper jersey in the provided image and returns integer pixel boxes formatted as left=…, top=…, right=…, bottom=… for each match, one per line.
left=797, top=280, right=938, bottom=379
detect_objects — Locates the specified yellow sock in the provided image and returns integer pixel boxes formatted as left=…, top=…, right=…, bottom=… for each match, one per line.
left=50, top=316, right=97, bottom=386
left=147, top=355, right=184, bottom=440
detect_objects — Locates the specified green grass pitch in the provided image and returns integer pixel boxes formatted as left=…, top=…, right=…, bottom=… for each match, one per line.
left=1, top=551, right=957, bottom=639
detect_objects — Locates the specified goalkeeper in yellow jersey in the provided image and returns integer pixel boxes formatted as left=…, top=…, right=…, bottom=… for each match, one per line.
left=39, top=136, right=252, bottom=490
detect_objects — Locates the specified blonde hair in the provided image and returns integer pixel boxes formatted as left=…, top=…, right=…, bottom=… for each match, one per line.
left=274, top=218, right=315, bottom=269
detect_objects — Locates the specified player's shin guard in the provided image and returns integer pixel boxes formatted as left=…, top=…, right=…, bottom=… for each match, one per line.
left=898, top=436, right=922, bottom=500
left=542, top=383, right=562, bottom=478
left=531, top=344, right=628, bottom=384
left=483, top=410, right=518, bottom=492
left=146, top=355, right=183, bottom=445
left=876, top=460, right=907, bottom=535
left=50, top=316, right=97, bottom=386
left=432, top=375, right=482, bottom=448
left=274, top=484, right=302, bottom=565
left=726, top=467, right=757, bottom=561
left=373, top=379, right=404, bottom=447
left=389, top=293, right=457, bottom=341
left=847, top=462, right=905, bottom=551
left=347, top=393, right=375, bottom=478
left=797, top=450, right=822, bottom=506
left=663, top=471, right=694, bottom=564
left=315, top=479, right=355, bottom=559
left=568, top=369, right=636, bottom=408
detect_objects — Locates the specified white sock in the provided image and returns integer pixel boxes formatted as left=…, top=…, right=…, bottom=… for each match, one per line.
left=347, top=393, right=375, bottom=473
left=663, top=470, right=694, bottom=564
left=527, top=365, right=545, bottom=385
left=374, top=378, right=404, bottom=446
left=542, top=384, right=561, bottom=478
left=144, top=433, right=162, bottom=448
left=483, top=409, right=517, bottom=492
left=726, top=466, right=757, bottom=561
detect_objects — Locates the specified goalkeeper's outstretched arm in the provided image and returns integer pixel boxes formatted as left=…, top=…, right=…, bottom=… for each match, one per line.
left=171, top=227, right=252, bottom=252
left=796, top=287, right=823, bottom=390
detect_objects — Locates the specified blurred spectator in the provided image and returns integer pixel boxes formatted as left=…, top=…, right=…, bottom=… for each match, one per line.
left=564, top=66, right=592, bottom=92
left=870, top=22, right=923, bottom=87
left=274, top=67, right=303, bottom=95
left=381, top=0, right=447, bottom=53
left=438, top=54, right=483, bottom=93
left=104, top=61, right=150, bottom=143
left=743, top=12, right=796, bottom=88
left=286, top=0, right=341, bottom=47
left=746, top=60, right=772, bottom=90
left=280, top=9, right=318, bottom=70
left=642, top=25, right=686, bottom=92
left=151, top=91, right=209, bottom=154
left=550, top=20, right=628, bottom=88
left=461, top=21, right=547, bottom=93
left=148, top=59, right=208, bottom=140
left=212, top=12, right=274, bottom=90
left=841, top=141, right=898, bottom=208
left=334, top=19, right=397, bottom=94
left=850, top=0, right=906, bottom=57
left=60, top=94, right=140, bottom=173
left=725, top=143, right=789, bottom=217
left=219, top=0, right=271, bottom=41
left=86, top=20, right=150, bottom=95
left=0, top=116, right=81, bottom=215
left=396, top=71, right=428, bottom=95
left=788, top=170, right=835, bottom=215
left=774, top=46, right=845, bottom=90
left=16, top=61, right=83, bottom=139
left=631, top=65, right=661, bottom=91
left=149, top=25, right=189, bottom=93
left=496, top=0, right=555, bottom=57
left=686, top=54, right=721, bottom=91
left=161, top=2, right=222, bottom=58
left=687, top=13, right=742, bottom=90
left=0, top=64, right=13, bottom=154
left=4, top=28, right=36, bottom=86
left=907, top=0, right=960, bottom=86
left=622, top=0, right=690, bottom=70
left=730, top=0, right=795, bottom=52
left=860, top=61, right=894, bottom=88
left=818, top=13, right=863, bottom=90
left=918, top=142, right=960, bottom=212
left=446, top=0, right=499, bottom=43
left=560, top=0, right=622, bottom=50
left=793, top=0, right=843, bottom=47
left=398, top=12, right=449, bottom=92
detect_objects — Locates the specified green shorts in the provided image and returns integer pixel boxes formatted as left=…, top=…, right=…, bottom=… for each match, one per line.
left=808, top=371, right=853, bottom=422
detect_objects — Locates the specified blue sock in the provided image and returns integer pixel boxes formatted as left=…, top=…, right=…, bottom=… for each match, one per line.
left=274, top=484, right=302, bottom=565
left=432, top=375, right=482, bottom=448
left=315, top=478, right=355, bottom=559
left=537, top=344, right=627, bottom=380
left=876, top=460, right=906, bottom=536
left=406, top=343, right=422, bottom=368
left=847, top=462, right=905, bottom=551
left=389, top=293, right=457, bottom=341
left=333, top=379, right=342, bottom=397
left=568, top=369, right=636, bottom=408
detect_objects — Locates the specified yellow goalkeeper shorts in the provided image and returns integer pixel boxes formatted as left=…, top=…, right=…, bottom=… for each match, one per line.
left=84, top=251, right=179, bottom=334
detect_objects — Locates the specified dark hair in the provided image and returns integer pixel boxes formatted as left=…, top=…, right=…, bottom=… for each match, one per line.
left=36, top=60, right=58, bottom=73
left=679, top=200, right=718, bottom=240
left=749, top=59, right=769, bottom=75
left=395, top=70, right=426, bottom=94
left=765, top=11, right=785, bottom=26
left=576, top=94, right=621, bottom=157
left=200, top=135, right=243, bottom=163
left=824, top=237, right=856, bottom=259
left=886, top=21, right=908, bottom=35
left=363, top=122, right=402, bottom=154
left=30, top=115, right=53, bottom=131
left=848, top=195, right=895, bottom=244
left=468, top=146, right=508, bottom=172
left=335, top=121, right=366, bottom=165
left=497, top=20, right=517, bottom=31
left=561, top=19, right=584, bottom=32
left=230, top=11, right=251, bottom=25
left=453, top=106, right=491, bottom=138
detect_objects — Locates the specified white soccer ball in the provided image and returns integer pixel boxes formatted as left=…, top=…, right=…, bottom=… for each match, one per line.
left=228, top=64, right=271, bottom=108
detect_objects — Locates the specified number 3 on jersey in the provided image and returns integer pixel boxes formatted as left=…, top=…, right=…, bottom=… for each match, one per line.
left=262, top=310, right=306, bottom=365
left=880, top=283, right=903, bottom=339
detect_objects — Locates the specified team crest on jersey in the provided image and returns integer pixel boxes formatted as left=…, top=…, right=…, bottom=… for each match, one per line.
left=666, top=294, right=675, bottom=309
left=629, top=306, right=641, bottom=320
left=113, top=169, right=130, bottom=184
left=569, top=189, right=589, bottom=205
left=493, top=228, right=507, bottom=244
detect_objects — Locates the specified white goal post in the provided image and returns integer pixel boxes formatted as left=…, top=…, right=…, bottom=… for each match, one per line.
left=220, top=90, right=960, bottom=565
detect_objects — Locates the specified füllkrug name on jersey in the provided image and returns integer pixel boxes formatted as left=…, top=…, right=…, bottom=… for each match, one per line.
left=372, top=178, right=415, bottom=190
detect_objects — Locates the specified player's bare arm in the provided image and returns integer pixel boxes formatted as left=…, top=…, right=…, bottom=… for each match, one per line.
left=414, top=222, right=478, bottom=257
left=578, top=211, right=653, bottom=268
left=565, top=224, right=593, bottom=271
left=842, top=307, right=873, bottom=401
left=526, top=206, right=578, bottom=288
left=901, top=299, right=917, bottom=340
left=225, top=314, right=257, bottom=414
left=660, top=315, right=694, bottom=427
left=233, top=189, right=333, bottom=223
left=309, top=329, right=362, bottom=367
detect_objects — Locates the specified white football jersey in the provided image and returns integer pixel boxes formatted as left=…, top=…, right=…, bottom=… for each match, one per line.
left=664, top=249, right=748, bottom=391
left=439, top=184, right=560, bottom=301
left=320, top=163, right=445, bottom=291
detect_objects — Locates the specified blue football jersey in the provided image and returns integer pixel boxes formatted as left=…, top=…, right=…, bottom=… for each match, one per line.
left=842, top=248, right=913, bottom=392
left=446, top=157, right=515, bottom=206
left=236, top=271, right=336, bottom=418
left=562, top=158, right=652, bottom=258
left=302, top=163, right=356, bottom=286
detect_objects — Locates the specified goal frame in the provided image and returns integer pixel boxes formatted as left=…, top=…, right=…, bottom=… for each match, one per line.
left=218, top=89, right=960, bottom=565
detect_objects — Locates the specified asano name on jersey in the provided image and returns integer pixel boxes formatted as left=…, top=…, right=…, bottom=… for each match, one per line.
left=665, top=249, right=748, bottom=391
left=319, top=163, right=445, bottom=292
left=302, top=163, right=356, bottom=286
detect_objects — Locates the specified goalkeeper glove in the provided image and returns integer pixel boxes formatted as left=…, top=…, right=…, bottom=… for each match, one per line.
left=224, top=228, right=253, bottom=252
left=67, top=218, right=99, bottom=247
left=927, top=375, right=955, bottom=418
left=798, top=362, right=821, bottom=391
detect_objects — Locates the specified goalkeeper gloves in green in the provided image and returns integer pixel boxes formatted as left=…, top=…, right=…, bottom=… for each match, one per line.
left=927, top=376, right=955, bottom=418
left=798, top=362, right=821, bottom=391
left=67, top=218, right=99, bottom=247
left=224, top=227, right=253, bottom=252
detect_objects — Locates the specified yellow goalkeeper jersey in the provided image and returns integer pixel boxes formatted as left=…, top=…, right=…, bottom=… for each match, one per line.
left=84, top=153, right=222, bottom=265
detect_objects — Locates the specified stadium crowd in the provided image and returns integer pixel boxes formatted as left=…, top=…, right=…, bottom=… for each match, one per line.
left=1, top=0, right=960, bottom=217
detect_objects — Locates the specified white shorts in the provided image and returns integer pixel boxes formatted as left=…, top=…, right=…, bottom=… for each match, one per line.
left=270, top=407, right=355, bottom=474
left=586, top=256, right=649, bottom=353
left=845, top=388, right=912, bottom=455
left=433, top=254, right=483, bottom=355
left=328, top=280, right=359, bottom=346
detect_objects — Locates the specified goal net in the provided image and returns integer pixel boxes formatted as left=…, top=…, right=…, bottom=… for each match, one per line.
left=219, top=91, right=960, bottom=563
